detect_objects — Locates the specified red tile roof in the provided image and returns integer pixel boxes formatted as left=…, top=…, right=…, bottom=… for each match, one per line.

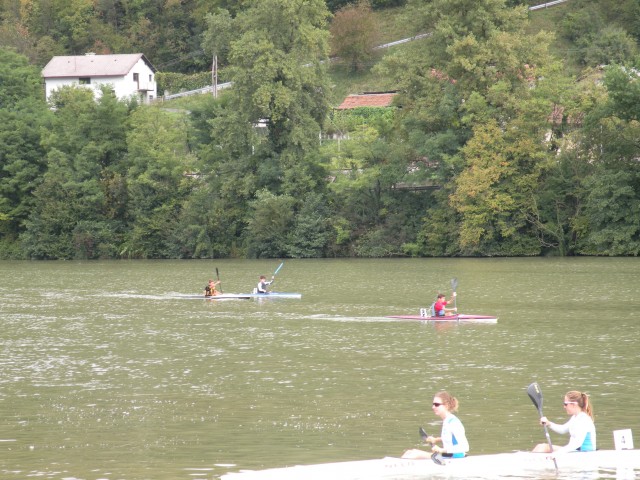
left=337, top=92, right=397, bottom=109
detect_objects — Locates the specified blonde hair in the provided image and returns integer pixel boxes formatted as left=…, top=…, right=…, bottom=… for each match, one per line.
left=566, top=390, right=594, bottom=419
left=435, top=391, right=459, bottom=412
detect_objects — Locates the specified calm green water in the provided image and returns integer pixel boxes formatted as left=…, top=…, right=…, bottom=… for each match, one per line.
left=0, top=258, right=638, bottom=480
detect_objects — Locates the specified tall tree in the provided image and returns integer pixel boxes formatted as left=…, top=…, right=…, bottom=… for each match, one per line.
left=375, top=0, right=557, bottom=256
left=201, top=0, right=332, bottom=256
left=0, top=48, right=50, bottom=255
left=123, top=105, right=197, bottom=258
left=21, top=85, right=129, bottom=259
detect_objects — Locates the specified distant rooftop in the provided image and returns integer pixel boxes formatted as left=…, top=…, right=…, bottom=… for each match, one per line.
left=42, top=53, right=156, bottom=78
left=337, top=92, right=397, bottom=110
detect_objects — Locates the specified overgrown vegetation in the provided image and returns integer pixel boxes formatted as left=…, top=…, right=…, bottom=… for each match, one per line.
left=2, top=0, right=640, bottom=259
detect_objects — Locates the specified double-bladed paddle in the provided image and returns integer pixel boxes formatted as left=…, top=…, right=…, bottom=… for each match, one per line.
left=451, top=278, right=458, bottom=311
left=527, top=382, right=559, bottom=472
left=270, top=262, right=284, bottom=286
left=418, top=427, right=444, bottom=465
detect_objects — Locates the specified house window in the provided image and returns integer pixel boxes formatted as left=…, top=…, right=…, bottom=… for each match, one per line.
left=79, top=77, right=91, bottom=84
left=133, top=73, right=139, bottom=82
left=149, top=74, right=153, bottom=81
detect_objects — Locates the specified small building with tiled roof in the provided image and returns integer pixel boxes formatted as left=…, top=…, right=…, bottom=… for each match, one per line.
left=337, top=91, right=397, bottom=110
left=42, top=53, right=157, bottom=104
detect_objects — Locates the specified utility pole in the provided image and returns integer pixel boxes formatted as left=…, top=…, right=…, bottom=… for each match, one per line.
left=212, top=55, right=218, bottom=98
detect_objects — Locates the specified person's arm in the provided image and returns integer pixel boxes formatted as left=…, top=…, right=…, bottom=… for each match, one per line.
left=545, top=418, right=570, bottom=435
left=557, top=415, right=589, bottom=453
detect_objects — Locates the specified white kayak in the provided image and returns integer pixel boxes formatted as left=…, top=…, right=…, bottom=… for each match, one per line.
left=178, top=292, right=302, bottom=300
left=220, top=450, right=640, bottom=479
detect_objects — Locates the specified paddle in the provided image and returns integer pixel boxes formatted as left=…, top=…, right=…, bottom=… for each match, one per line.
left=418, top=427, right=444, bottom=465
left=270, top=261, right=284, bottom=287
left=216, top=267, right=223, bottom=293
left=451, top=278, right=458, bottom=312
left=527, top=382, right=559, bottom=472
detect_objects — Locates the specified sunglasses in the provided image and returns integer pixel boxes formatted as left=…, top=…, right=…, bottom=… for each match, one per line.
left=563, top=401, right=578, bottom=406
left=432, top=402, right=443, bottom=407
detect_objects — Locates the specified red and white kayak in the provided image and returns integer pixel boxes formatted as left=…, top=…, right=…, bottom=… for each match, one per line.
left=386, top=313, right=498, bottom=323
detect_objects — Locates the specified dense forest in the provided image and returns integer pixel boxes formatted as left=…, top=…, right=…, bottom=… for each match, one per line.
left=1, top=0, right=640, bottom=259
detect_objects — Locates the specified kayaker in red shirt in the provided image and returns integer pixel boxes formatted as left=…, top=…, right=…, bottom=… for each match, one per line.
left=434, top=293, right=456, bottom=316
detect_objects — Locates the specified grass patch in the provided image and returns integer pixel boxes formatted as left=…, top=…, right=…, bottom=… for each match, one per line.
left=527, top=4, right=582, bottom=75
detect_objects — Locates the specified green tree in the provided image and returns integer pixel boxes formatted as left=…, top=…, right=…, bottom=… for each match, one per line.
left=572, top=65, right=640, bottom=255
left=21, top=85, right=129, bottom=259
left=286, top=192, right=333, bottom=258
left=123, top=105, right=197, bottom=258
left=450, top=120, right=546, bottom=255
left=200, top=0, right=332, bottom=257
left=0, top=48, right=51, bottom=256
left=245, top=189, right=295, bottom=258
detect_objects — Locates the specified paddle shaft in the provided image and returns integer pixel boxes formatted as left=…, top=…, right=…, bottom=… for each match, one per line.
left=269, top=262, right=284, bottom=286
left=216, top=267, right=223, bottom=293
left=451, top=278, right=458, bottom=311
left=527, top=382, right=559, bottom=472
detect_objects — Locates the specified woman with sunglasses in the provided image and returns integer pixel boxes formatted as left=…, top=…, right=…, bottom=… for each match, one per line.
left=402, top=391, right=469, bottom=459
left=533, top=390, right=596, bottom=455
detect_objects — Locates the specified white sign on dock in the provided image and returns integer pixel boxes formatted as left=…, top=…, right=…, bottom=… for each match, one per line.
left=613, top=429, right=634, bottom=450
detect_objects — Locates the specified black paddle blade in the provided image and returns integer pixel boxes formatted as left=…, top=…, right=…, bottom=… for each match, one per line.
left=431, top=452, right=444, bottom=465
left=451, top=278, right=458, bottom=292
left=419, top=426, right=428, bottom=442
left=527, top=382, right=544, bottom=415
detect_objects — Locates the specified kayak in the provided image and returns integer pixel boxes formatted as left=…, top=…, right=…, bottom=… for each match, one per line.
left=237, top=292, right=302, bottom=299
left=178, top=292, right=302, bottom=300
left=220, top=449, right=640, bottom=479
left=387, top=313, right=498, bottom=323
left=178, top=294, right=252, bottom=300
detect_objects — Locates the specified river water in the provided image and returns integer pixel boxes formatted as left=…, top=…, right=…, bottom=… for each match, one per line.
left=0, top=258, right=638, bottom=479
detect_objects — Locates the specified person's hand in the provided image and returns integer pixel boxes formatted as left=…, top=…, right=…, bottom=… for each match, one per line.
left=426, top=436, right=436, bottom=444
left=431, top=445, right=444, bottom=454
left=453, top=292, right=457, bottom=297
left=540, top=416, right=549, bottom=426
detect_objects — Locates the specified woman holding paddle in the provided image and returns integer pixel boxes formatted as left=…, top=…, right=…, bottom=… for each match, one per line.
left=402, top=391, right=469, bottom=459
left=533, top=390, right=596, bottom=455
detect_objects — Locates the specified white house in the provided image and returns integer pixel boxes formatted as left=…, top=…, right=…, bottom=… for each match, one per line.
left=42, top=53, right=157, bottom=104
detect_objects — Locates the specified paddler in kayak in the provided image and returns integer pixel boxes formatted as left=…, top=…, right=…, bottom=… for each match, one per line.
left=434, top=292, right=457, bottom=316
left=533, top=390, right=596, bottom=456
left=402, top=390, right=469, bottom=459
left=257, top=275, right=274, bottom=294
left=204, top=279, right=221, bottom=297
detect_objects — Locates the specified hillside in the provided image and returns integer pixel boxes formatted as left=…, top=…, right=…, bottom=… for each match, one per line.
left=165, top=1, right=575, bottom=109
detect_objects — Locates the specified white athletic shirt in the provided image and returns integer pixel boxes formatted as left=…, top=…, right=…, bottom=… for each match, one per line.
left=441, top=413, right=469, bottom=457
left=549, top=411, right=596, bottom=452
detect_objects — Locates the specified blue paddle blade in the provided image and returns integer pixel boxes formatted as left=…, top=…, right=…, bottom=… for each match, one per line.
left=274, top=262, right=284, bottom=275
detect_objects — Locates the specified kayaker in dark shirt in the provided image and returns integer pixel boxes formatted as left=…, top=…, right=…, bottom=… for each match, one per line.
left=257, top=275, right=273, bottom=294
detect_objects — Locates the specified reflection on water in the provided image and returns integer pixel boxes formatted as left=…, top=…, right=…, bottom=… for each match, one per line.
left=0, top=258, right=639, bottom=479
